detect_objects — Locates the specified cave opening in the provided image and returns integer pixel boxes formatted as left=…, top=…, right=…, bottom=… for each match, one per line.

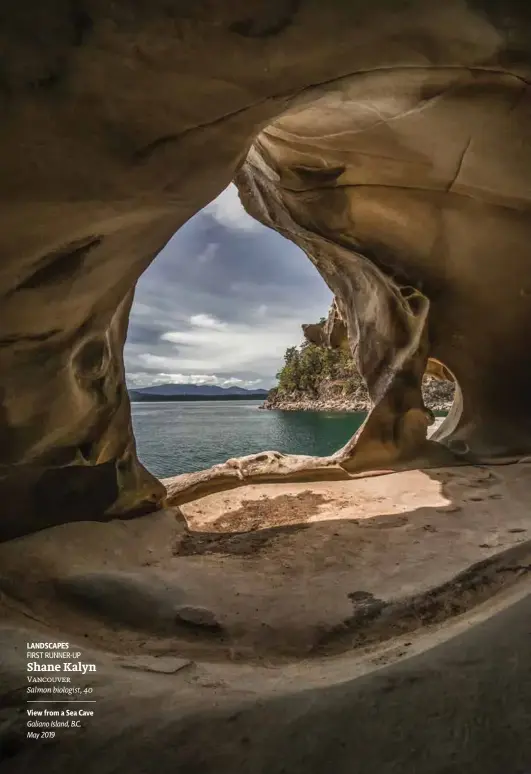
left=125, top=183, right=343, bottom=479
left=2, top=45, right=531, bottom=539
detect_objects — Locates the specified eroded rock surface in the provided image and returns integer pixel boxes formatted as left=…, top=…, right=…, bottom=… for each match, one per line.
left=1, top=466, right=531, bottom=774
left=1, top=2, right=531, bottom=537
left=2, top=6, right=531, bottom=772
left=235, top=59, right=531, bottom=470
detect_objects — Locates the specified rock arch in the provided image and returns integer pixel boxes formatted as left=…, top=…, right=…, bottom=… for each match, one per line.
left=1, top=1, right=531, bottom=538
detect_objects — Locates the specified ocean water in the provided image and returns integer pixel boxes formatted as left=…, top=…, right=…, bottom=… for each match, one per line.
left=131, top=400, right=366, bottom=479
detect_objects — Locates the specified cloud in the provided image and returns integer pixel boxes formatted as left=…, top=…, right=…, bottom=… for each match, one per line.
left=203, top=184, right=263, bottom=232
left=189, top=313, right=227, bottom=330
left=158, top=316, right=308, bottom=373
left=127, top=373, right=260, bottom=389
left=125, top=185, right=332, bottom=389
left=196, top=243, right=219, bottom=265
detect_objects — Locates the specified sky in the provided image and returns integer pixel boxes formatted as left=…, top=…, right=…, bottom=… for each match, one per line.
left=125, top=184, right=332, bottom=390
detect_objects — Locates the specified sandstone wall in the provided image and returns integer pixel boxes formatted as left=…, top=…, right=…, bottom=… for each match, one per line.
left=1, top=1, right=531, bottom=536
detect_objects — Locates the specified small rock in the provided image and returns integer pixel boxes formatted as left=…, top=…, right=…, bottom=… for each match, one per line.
left=175, top=605, right=222, bottom=632
left=435, top=504, right=462, bottom=513
left=119, top=656, right=192, bottom=674
left=348, top=590, right=375, bottom=603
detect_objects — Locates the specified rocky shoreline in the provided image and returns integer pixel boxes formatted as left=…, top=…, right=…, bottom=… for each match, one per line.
left=261, top=376, right=454, bottom=414
left=261, top=396, right=370, bottom=412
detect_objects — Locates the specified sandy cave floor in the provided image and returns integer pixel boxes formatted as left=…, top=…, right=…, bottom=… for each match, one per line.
left=2, top=462, right=531, bottom=772
left=1, top=463, right=530, bottom=667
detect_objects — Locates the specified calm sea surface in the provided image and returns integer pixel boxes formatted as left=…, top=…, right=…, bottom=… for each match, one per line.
left=131, top=400, right=366, bottom=479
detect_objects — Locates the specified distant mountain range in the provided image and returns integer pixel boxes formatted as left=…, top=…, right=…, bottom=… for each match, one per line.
left=128, top=383, right=269, bottom=402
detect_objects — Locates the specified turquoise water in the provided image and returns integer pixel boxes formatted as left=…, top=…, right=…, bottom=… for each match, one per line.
left=131, top=400, right=366, bottom=479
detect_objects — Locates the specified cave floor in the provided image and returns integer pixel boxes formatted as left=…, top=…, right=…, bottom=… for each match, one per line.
left=1, top=463, right=531, bottom=772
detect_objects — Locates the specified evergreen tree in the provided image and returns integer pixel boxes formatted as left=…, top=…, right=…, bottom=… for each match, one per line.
left=274, top=324, right=363, bottom=398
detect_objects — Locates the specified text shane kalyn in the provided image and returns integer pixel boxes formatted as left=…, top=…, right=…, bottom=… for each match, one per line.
left=27, top=662, right=96, bottom=674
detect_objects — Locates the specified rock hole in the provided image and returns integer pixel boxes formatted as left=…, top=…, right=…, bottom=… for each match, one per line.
left=14, top=236, right=102, bottom=292
left=78, top=441, right=95, bottom=461
left=75, top=337, right=108, bottom=379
